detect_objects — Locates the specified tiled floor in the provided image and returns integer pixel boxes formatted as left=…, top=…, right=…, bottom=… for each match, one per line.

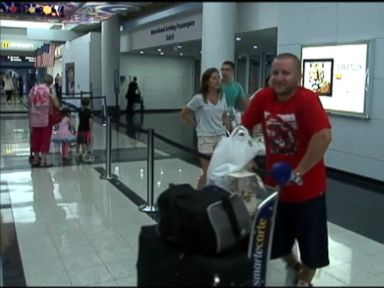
left=1, top=104, right=384, bottom=286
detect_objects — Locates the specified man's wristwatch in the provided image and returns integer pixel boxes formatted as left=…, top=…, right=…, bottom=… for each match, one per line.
left=292, top=170, right=303, bottom=185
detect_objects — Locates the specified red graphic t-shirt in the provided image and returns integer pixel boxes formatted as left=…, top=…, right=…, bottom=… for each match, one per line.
left=242, top=87, right=332, bottom=203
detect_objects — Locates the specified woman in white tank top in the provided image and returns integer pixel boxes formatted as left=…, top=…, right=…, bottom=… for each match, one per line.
left=180, top=67, right=230, bottom=189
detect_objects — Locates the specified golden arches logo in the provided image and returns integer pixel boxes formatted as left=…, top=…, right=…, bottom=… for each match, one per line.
left=1, top=40, right=11, bottom=49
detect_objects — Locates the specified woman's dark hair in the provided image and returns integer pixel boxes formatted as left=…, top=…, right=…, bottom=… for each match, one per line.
left=199, top=67, right=221, bottom=103
left=43, top=74, right=54, bottom=86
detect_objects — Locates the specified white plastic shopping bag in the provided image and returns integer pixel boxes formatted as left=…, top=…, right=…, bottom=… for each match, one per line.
left=207, top=126, right=265, bottom=187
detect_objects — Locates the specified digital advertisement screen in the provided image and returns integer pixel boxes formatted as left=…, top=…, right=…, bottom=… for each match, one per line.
left=301, top=42, right=370, bottom=118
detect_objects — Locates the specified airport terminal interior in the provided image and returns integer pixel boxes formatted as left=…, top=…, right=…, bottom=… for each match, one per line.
left=1, top=2, right=384, bottom=287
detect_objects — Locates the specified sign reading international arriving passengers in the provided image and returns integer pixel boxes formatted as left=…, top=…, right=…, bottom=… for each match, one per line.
left=125, top=12, right=202, bottom=50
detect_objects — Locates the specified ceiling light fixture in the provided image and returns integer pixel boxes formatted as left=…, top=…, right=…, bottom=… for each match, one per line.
left=235, top=36, right=242, bottom=41
left=139, top=51, right=144, bottom=54
left=176, top=45, right=182, bottom=49
left=179, top=53, right=183, bottom=56
left=160, top=52, right=164, bottom=55
left=0, top=19, right=53, bottom=29
left=253, top=45, right=258, bottom=49
left=157, top=48, right=162, bottom=52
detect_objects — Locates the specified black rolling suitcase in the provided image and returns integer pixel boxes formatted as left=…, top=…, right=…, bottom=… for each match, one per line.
left=137, top=224, right=252, bottom=287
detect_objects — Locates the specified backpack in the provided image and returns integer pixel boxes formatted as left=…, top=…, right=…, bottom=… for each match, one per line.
left=157, top=184, right=251, bottom=255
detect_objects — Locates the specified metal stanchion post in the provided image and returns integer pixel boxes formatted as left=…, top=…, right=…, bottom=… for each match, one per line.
left=102, top=96, right=107, bottom=127
left=100, top=116, right=117, bottom=180
left=139, top=128, right=157, bottom=212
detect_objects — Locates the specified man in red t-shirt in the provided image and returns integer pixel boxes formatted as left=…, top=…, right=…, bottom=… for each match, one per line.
left=242, top=53, right=332, bottom=287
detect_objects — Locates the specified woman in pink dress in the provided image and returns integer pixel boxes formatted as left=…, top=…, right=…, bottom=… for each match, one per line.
left=28, top=74, right=60, bottom=167
left=52, top=108, right=76, bottom=159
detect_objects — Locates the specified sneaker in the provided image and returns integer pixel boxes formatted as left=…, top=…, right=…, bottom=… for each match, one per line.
left=296, top=279, right=313, bottom=287
left=285, top=263, right=302, bottom=286
left=83, top=154, right=95, bottom=162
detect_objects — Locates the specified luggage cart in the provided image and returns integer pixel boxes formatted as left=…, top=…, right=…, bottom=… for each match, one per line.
left=137, top=174, right=282, bottom=287
left=223, top=168, right=281, bottom=287
left=247, top=184, right=280, bottom=287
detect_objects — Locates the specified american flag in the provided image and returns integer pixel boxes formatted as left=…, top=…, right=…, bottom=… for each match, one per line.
left=35, top=43, right=56, bottom=68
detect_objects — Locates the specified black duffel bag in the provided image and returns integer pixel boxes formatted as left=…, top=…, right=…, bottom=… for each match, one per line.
left=157, top=183, right=251, bottom=255
left=137, top=224, right=252, bottom=287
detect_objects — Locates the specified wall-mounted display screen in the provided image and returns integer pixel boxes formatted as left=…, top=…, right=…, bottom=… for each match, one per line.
left=301, top=42, right=371, bottom=118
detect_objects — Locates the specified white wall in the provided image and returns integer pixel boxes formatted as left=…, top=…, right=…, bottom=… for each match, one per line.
left=236, top=2, right=279, bottom=33
left=51, top=58, right=63, bottom=79
left=62, top=32, right=101, bottom=99
left=277, top=2, right=384, bottom=181
left=119, top=54, right=195, bottom=109
left=62, top=33, right=91, bottom=94
left=89, top=32, right=101, bottom=98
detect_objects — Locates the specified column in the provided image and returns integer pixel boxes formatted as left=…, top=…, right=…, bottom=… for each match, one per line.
left=258, top=52, right=266, bottom=90
left=101, top=15, right=120, bottom=112
left=201, top=2, right=236, bottom=74
left=245, top=55, right=250, bottom=95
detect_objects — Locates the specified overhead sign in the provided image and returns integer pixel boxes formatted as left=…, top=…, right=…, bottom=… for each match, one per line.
left=129, top=12, right=202, bottom=50
left=149, top=19, right=197, bottom=41
left=1, top=40, right=34, bottom=49
left=0, top=55, right=36, bottom=63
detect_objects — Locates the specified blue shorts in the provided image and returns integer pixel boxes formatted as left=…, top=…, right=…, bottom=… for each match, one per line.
left=270, top=193, right=330, bottom=269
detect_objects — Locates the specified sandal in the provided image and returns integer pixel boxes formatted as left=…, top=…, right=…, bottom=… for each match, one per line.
left=31, top=162, right=40, bottom=167
left=39, top=162, right=53, bottom=168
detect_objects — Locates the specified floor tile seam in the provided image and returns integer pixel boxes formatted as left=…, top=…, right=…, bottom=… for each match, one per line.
left=59, top=250, right=107, bottom=283
left=0, top=151, right=172, bottom=172
left=70, top=187, right=139, bottom=255
left=329, top=244, right=384, bottom=259
left=102, top=258, right=133, bottom=283
left=97, top=117, right=174, bottom=159
left=0, top=178, right=27, bottom=286
left=93, top=167, right=159, bottom=223
left=313, top=270, right=349, bottom=286
left=324, top=261, right=379, bottom=281
left=13, top=186, right=101, bottom=285
left=22, top=223, right=75, bottom=286
left=65, top=264, right=115, bottom=286
left=93, top=116, right=146, bottom=146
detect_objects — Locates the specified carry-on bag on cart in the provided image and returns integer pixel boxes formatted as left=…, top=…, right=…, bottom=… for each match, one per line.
left=137, top=183, right=283, bottom=287
left=137, top=186, right=280, bottom=287
left=137, top=160, right=293, bottom=287
left=137, top=224, right=253, bottom=287
left=207, top=125, right=265, bottom=189
left=157, top=183, right=251, bottom=255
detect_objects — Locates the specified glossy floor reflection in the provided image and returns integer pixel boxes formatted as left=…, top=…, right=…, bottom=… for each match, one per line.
left=1, top=109, right=384, bottom=286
